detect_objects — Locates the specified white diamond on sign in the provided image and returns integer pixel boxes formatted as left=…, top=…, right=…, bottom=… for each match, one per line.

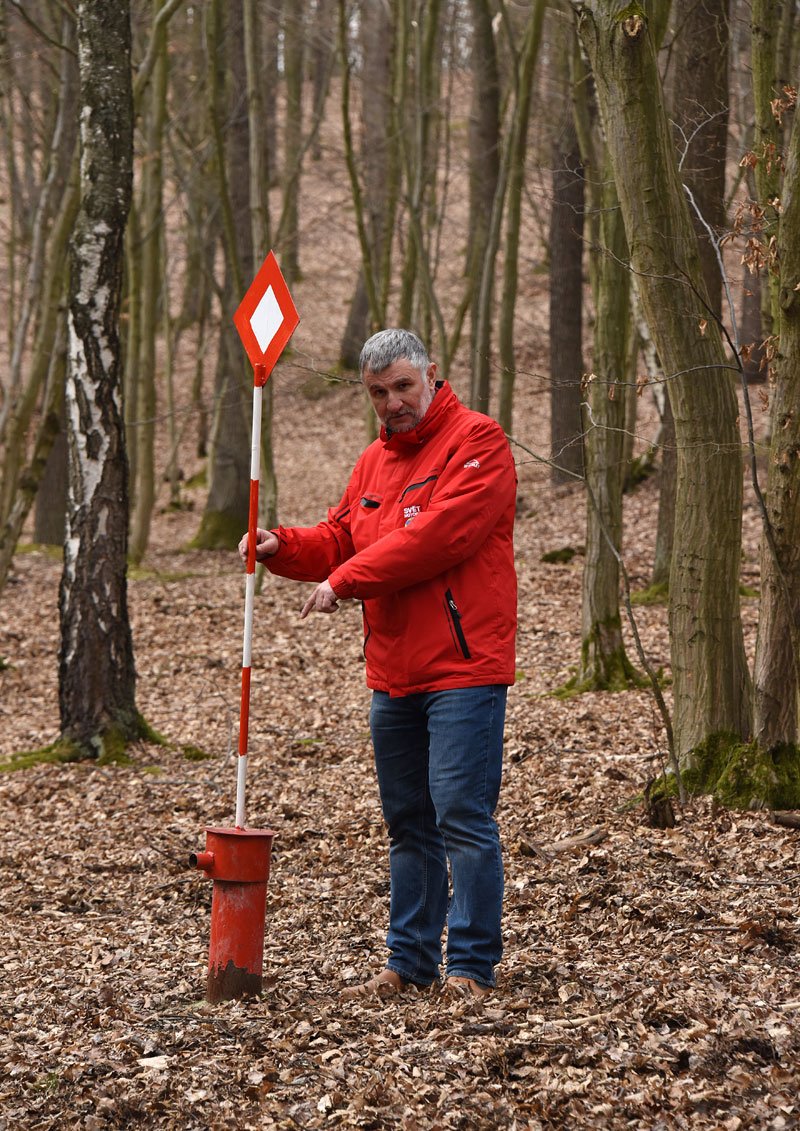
left=234, top=250, right=299, bottom=375
left=250, top=285, right=283, bottom=354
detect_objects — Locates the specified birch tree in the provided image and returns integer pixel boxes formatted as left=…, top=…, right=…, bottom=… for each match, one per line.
left=59, top=0, right=139, bottom=757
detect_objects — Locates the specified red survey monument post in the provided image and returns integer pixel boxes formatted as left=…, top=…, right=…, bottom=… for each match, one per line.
left=191, top=251, right=299, bottom=1003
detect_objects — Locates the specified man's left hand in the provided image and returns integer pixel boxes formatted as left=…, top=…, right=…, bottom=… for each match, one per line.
left=300, top=580, right=341, bottom=619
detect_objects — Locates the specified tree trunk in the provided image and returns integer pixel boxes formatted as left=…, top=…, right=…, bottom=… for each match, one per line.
left=33, top=368, right=68, bottom=546
left=244, top=0, right=278, bottom=537
left=0, top=317, right=67, bottom=592
left=281, top=0, right=305, bottom=284
left=652, top=392, right=677, bottom=588
left=571, top=23, right=639, bottom=690
left=129, top=0, right=170, bottom=566
left=310, top=0, right=335, bottom=162
left=0, top=12, right=78, bottom=523
left=650, top=0, right=731, bottom=591
left=548, top=95, right=584, bottom=484
left=59, top=0, right=138, bottom=757
left=577, top=1, right=751, bottom=764
left=396, top=0, right=448, bottom=370
left=753, top=105, right=800, bottom=751
left=497, top=1, right=546, bottom=435
left=467, top=0, right=500, bottom=412
left=576, top=142, right=640, bottom=691
left=668, top=0, right=730, bottom=322
left=263, top=0, right=282, bottom=188
left=192, top=0, right=251, bottom=550
left=0, top=0, right=14, bottom=358
left=751, top=0, right=782, bottom=341
left=339, top=0, right=394, bottom=368
left=740, top=259, right=765, bottom=383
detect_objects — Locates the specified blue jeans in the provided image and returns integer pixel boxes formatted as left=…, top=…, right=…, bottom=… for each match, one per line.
left=370, top=685, right=507, bottom=989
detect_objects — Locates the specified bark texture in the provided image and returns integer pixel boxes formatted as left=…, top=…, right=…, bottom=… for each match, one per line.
left=577, top=149, right=639, bottom=690
left=59, top=0, right=138, bottom=755
left=753, top=105, right=800, bottom=750
left=751, top=0, right=782, bottom=339
left=668, top=0, right=730, bottom=321
left=577, top=2, right=751, bottom=761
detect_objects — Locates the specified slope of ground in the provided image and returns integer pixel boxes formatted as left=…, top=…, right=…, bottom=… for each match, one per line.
left=1, top=107, right=797, bottom=1130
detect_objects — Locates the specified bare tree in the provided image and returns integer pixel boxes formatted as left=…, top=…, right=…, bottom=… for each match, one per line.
left=753, top=95, right=800, bottom=755
left=566, top=25, right=640, bottom=693
left=549, top=18, right=585, bottom=483
left=467, top=0, right=501, bottom=412
left=339, top=0, right=396, bottom=368
left=576, top=1, right=751, bottom=770
left=497, top=0, right=546, bottom=435
left=59, top=0, right=139, bottom=757
left=129, top=0, right=171, bottom=565
left=192, top=0, right=252, bottom=549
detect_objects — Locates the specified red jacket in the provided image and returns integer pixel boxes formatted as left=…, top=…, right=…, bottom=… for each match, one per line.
left=266, top=382, right=517, bottom=696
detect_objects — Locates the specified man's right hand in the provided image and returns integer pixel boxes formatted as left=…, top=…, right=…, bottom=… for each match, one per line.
left=238, top=528, right=279, bottom=566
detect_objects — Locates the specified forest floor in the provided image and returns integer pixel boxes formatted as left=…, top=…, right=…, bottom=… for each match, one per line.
left=1, top=127, right=799, bottom=1129
left=2, top=358, right=798, bottom=1129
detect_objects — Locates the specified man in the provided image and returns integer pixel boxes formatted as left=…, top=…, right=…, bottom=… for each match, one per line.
left=239, top=329, right=517, bottom=998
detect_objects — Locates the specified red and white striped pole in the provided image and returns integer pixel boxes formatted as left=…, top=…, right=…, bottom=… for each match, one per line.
left=191, top=252, right=296, bottom=1001
left=237, top=360, right=267, bottom=829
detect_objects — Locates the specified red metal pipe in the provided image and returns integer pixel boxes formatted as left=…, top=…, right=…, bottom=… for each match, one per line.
left=191, top=826, right=275, bottom=1002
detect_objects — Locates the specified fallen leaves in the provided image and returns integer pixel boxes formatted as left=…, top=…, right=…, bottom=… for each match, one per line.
left=0, top=274, right=798, bottom=1130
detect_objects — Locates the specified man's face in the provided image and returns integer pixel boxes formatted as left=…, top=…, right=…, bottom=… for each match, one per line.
left=363, top=359, right=438, bottom=432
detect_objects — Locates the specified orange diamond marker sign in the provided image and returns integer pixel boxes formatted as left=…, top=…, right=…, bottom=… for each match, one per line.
left=234, top=251, right=299, bottom=382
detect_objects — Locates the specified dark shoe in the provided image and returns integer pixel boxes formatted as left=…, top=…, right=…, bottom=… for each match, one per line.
left=340, top=968, right=424, bottom=1000
left=443, top=976, right=491, bottom=999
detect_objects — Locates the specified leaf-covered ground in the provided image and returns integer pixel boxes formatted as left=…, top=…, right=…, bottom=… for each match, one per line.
left=1, top=125, right=798, bottom=1129
left=2, top=363, right=798, bottom=1129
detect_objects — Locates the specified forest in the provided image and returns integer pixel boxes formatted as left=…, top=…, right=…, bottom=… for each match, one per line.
left=0, top=0, right=799, bottom=1128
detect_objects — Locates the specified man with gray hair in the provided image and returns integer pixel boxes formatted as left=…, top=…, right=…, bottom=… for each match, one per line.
left=240, top=329, right=517, bottom=998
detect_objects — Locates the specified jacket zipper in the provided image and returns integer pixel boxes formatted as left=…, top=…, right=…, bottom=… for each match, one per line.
left=362, top=604, right=372, bottom=658
left=399, top=474, right=438, bottom=503
left=444, top=589, right=471, bottom=659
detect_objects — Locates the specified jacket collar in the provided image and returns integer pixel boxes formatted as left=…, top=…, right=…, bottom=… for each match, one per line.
left=380, top=381, right=455, bottom=448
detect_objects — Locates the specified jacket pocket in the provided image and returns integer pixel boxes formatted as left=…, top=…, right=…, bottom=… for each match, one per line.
left=444, top=589, right=471, bottom=659
left=399, top=473, right=438, bottom=503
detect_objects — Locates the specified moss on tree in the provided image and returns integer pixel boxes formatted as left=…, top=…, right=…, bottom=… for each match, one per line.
left=0, top=713, right=167, bottom=772
left=652, top=733, right=800, bottom=809
left=554, top=623, right=648, bottom=697
left=188, top=509, right=246, bottom=551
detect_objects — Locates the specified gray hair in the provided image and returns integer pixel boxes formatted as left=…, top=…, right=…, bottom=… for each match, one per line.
left=359, top=329, right=430, bottom=379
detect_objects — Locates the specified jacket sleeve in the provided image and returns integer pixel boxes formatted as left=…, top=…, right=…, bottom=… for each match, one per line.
left=328, top=418, right=516, bottom=600
left=265, top=487, right=356, bottom=584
